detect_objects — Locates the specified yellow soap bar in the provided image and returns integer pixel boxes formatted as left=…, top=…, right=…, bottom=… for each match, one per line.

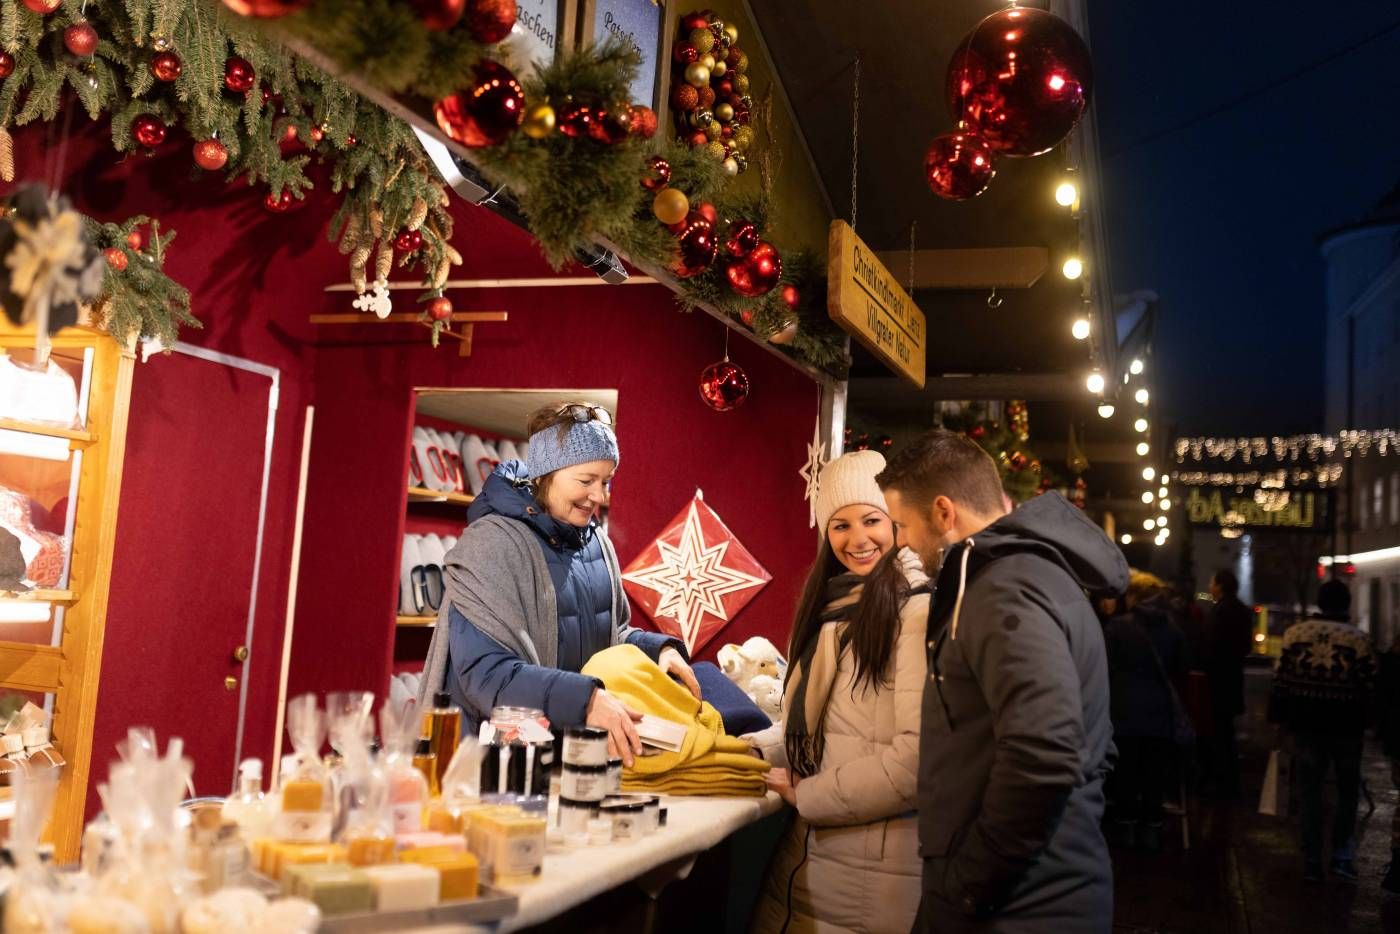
left=281, top=778, right=325, bottom=812
left=398, top=845, right=459, bottom=865
left=432, top=853, right=480, bottom=901
left=346, top=835, right=396, bottom=867
left=251, top=838, right=273, bottom=876
left=425, top=802, right=465, bottom=834
left=275, top=843, right=347, bottom=882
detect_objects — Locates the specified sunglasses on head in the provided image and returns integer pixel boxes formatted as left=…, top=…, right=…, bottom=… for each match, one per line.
left=555, top=403, right=613, bottom=427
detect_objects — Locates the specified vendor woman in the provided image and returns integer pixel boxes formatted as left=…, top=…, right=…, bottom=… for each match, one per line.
left=417, top=402, right=699, bottom=764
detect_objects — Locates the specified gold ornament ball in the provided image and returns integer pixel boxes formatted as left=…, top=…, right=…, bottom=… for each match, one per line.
left=733, top=126, right=754, bottom=150
left=689, top=27, right=716, bottom=54
left=700, top=53, right=716, bottom=71
left=734, top=74, right=750, bottom=94
left=723, top=24, right=739, bottom=44
left=684, top=62, right=711, bottom=88
left=736, top=52, right=749, bottom=74
left=769, top=319, right=799, bottom=345
left=521, top=102, right=557, bottom=139
left=711, top=59, right=727, bottom=78
left=714, top=102, right=734, bottom=123
left=652, top=187, right=690, bottom=226
left=705, top=122, right=722, bottom=141
left=722, top=157, right=739, bottom=176
left=705, top=140, right=727, bottom=161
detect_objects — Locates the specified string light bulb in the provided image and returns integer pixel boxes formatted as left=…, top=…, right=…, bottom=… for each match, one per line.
left=1129, top=358, right=1144, bottom=375
left=1143, top=519, right=1155, bottom=531
left=1137, top=441, right=1150, bottom=456
left=1135, top=388, right=1149, bottom=405
left=1098, top=403, right=1115, bottom=419
left=1120, top=534, right=1133, bottom=545
left=1062, top=257, right=1084, bottom=280
left=1143, top=467, right=1156, bottom=481
left=1086, top=372, right=1105, bottom=394
left=1156, top=516, right=1167, bottom=528
left=1160, top=528, right=1171, bottom=539
left=1055, top=180, right=1078, bottom=207
left=1071, top=318, right=1090, bottom=340
left=1135, top=418, right=1149, bottom=433
left=1141, top=491, right=1155, bottom=504
left=1159, top=499, right=1171, bottom=511
left=1159, top=486, right=1168, bottom=498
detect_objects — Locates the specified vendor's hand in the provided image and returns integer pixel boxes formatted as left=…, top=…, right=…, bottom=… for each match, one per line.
left=766, top=767, right=799, bottom=807
left=659, top=647, right=702, bottom=700
left=587, top=688, right=643, bottom=767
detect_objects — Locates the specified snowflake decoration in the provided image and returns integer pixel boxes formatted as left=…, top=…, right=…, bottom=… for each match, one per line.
left=799, top=416, right=827, bottom=528
left=353, top=278, right=392, bottom=319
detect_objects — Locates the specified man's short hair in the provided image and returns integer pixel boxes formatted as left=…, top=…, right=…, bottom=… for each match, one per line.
left=1317, top=579, right=1352, bottom=621
left=876, top=429, right=1005, bottom=516
left=1213, top=568, right=1239, bottom=596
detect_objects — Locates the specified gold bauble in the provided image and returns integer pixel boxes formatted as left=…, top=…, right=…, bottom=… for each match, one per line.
left=705, top=140, right=727, bottom=161
left=723, top=24, right=739, bottom=44
left=652, top=187, right=690, bottom=226
left=521, top=103, right=556, bottom=139
left=689, top=27, right=715, bottom=54
left=769, top=320, right=798, bottom=345
left=732, top=126, right=755, bottom=150
left=684, top=63, right=711, bottom=88
left=711, top=60, right=727, bottom=78
left=700, top=53, right=716, bottom=71
left=734, top=74, right=750, bottom=94
left=736, top=52, right=749, bottom=74
left=714, top=102, right=734, bottom=123
left=722, top=157, right=739, bottom=176
left=705, top=122, right=722, bottom=141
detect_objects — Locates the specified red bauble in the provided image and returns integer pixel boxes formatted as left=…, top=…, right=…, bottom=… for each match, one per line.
left=671, top=211, right=718, bottom=279
left=219, top=0, right=310, bottom=17
left=681, top=13, right=709, bottom=31
left=642, top=155, right=671, bottom=190
left=671, top=84, right=699, bottom=112
left=591, top=103, right=632, bottom=144
left=426, top=297, right=454, bottom=321
left=946, top=7, right=1092, bottom=157
left=673, top=43, right=699, bottom=66
left=150, top=51, right=182, bottom=81
left=780, top=283, right=800, bottom=311
left=63, top=22, right=99, bottom=57
left=698, top=360, right=750, bottom=412
left=126, top=230, right=143, bottom=250
left=724, top=240, right=782, bottom=297
left=193, top=138, right=229, bottom=170
left=309, top=125, right=324, bottom=143
left=410, top=0, right=466, bottom=30
left=466, top=0, right=517, bottom=43
left=697, top=87, right=716, bottom=109
left=694, top=202, right=718, bottom=226
left=630, top=105, right=658, bottom=139
left=739, top=309, right=755, bottom=327
left=103, top=248, right=128, bottom=271
left=686, top=130, right=708, bottom=148
left=923, top=132, right=996, bottom=201
left=224, top=56, right=256, bottom=93
left=556, top=99, right=596, bottom=139
left=724, top=219, right=758, bottom=257
left=434, top=60, right=525, bottom=148
left=969, top=425, right=986, bottom=439
left=264, top=189, right=296, bottom=212
left=131, top=114, right=166, bottom=149
left=0, top=52, right=14, bottom=79
left=21, top=0, right=60, bottom=13
left=395, top=229, right=424, bottom=252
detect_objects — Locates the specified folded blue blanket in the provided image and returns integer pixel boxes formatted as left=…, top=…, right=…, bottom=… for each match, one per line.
left=694, top=661, right=772, bottom=736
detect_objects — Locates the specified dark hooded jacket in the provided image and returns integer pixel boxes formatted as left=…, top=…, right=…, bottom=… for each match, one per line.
left=917, top=492, right=1128, bottom=934
left=1103, top=596, right=1189, bottom=739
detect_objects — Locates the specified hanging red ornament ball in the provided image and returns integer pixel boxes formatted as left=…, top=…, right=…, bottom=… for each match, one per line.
left=346, top=133, right=357, bottom=146
left=630, top=105, right=657, bottom=139
left=671, top=211, right=719, bottom=279
left=725, top=240, right=782, bottom=297
left=395, top=229, right=424, bottom=252
left=103, top=248, right=128, bottom=271
left=466, top=0, right=517, bottom=43
left=739, top=309, right=755, bottom=327
left=309, top=125, right=325, bottom=143
left=969, top=425, right=986, bottom=439
left=671, top=84, right=699, bottom=112
left=946, top=6, right=1093, bottom=157
left=724, top=219, right=758, bottom=258
left=219, top=0, right=310, bottom=18
left=434, top=60, right=525, bottom=148
left=673, top=43, right=699, bottom=66
left=686, top=130, right=708, bottom=148
left=426, top=297, right=454, bottom=321
left=126, top=230, right=143, bottom=251
left=681, top=12, right=709, bottom=31
left=131, top=114, right=167, bottom=149
left=923, top=132, right=997, bottom=201
left=590, top=103, right=632, bottom=144
left=264, top=189, right=296, bottom=213
left=410, top=0, right=466, bottom=30
left=781, top=283, right=801, bottom=311
left=641, top=155, right=671, bottom=191
left=698, top=360, right=750, bottom=412
left=192, top=138, right=229, bottom=171
left=697, top=86, right=716, bottom=110
left=694, top=201, right=718, bottom=226
left=63, top=22, right=99, bottom=57
left=0, top=52, right=14, bottom=79
left=150, top=51, right=183, bottom=81
left=556, top=99, right=596, bottom=139
left=21, top=0, right=61, bottom=13
left=224, top=56, right=256, bottom=93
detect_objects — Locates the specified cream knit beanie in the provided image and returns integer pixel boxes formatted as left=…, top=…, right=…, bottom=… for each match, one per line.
left=814, top=450, right=890, bottom=534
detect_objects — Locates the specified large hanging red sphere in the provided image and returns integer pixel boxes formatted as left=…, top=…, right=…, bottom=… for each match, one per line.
left=224, top=56, right=256, bottom=93
left=193, top=138, right=229, bottom=171
left=466, top=0, right=518, bottom=43
left=434, top=60, right=525, bottom=148
left=698, top=360, right=750, bottom=412
left=21, top=0, right=60, bottom=13
left=219, top=0, right=310, bottom=18
left=946, top=7, right=1093, bottom=157
left=725, top=240, right=782, bottom=297
left=410, top=0, right=466, bottom=30
left=923, top=132, right=997, bottom=200
left=131, top=114, right=167, bottom=149
left=63, top=22, right=99, bottom=57
left=671, top=211, right=719, bottom=279
left=150, top=51, right=183, bottom=82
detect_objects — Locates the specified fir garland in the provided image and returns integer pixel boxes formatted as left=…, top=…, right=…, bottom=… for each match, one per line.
left=940, top=408, right=1048, bottom=503
left=85, top=215, right=195, bottom=346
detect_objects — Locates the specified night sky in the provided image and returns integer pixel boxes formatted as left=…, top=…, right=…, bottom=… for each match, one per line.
left=1088, top=2, right=1400, bottom=437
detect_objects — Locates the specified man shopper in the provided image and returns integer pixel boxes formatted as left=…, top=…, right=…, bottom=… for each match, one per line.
left=1204, top=568, right=1255, bottom=797
left=878, top=430, right=1128, bottom=933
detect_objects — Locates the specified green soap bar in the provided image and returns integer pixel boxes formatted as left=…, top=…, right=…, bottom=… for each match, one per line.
left=283, top=862, right=374, bottom=915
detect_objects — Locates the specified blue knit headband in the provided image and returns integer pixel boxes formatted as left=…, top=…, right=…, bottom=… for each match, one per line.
left=526, top=419, right=620, bottom=478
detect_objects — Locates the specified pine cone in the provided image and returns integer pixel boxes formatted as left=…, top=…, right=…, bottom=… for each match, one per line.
left=407, top=197, right=428, bottom=232
left=374, top=241, right=393, bottom=281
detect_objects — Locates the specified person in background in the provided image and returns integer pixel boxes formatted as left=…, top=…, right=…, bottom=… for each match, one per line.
left=749, top=451, right=930, bottom=934
left=878, top=430, right=1128, bottom=934
left=1378, top=629, right=1400, bottom=895
left=416, top=403, right=698, bottom=764
left=1205, top=568, right=1254, bottom=797
left=1102, top=570, right=1189, bottom=851
left=1268, top=579, right=1376, bottom=883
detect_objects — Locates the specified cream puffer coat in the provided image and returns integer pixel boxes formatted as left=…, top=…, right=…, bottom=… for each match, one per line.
left=750, top=555, right=929, bottom=934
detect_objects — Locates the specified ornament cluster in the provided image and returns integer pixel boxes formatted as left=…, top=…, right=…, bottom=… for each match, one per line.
left=924, top=7, right=1093, bottom=201
left=668, top=10, right=753, bottom=176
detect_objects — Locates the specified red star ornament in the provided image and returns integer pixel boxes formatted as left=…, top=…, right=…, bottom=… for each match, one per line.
left=622, top=491, right=771, bottom=655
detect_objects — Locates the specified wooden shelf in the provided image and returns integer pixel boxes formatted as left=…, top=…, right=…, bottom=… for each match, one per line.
left=0, top=589, right=77, bottom=606
left=396, top=614, right=437, bottom=628
left=0, top=418, right=94, bottom=447
left=406, top=486, right=475, bottom=507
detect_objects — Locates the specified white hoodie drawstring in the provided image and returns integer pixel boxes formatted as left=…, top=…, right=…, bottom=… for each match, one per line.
left=949, top=539, right=974, bottom=641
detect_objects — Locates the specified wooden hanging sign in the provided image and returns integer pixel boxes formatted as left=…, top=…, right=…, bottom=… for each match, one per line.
left=826, top=220, right=926, bottom=388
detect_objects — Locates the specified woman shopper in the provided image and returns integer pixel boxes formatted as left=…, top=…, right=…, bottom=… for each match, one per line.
left=416, top=402, right=698, bottom=764
left=750, top=451, right=929, bottom=934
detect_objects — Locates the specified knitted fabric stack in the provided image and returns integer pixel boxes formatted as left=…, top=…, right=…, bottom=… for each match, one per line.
left=581, top=645, right=770, bottom=797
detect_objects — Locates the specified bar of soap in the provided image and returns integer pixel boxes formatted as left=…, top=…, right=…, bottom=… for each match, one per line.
left=425, top=802, right=466, bottom=834
left=346, top=835, right=396, bottom=867
left=273, top=843, right=347, bottom=882
left=396, top=831, right=464, bottom=852
left=283, top=864, right=373, bottom=916
left=364, top=864, right=441, bottom=911
left=397, top=844, right=462, bottom=866
left=281, top=778, right=325, bottom=812
left=432, top=853, right=480, bottom=901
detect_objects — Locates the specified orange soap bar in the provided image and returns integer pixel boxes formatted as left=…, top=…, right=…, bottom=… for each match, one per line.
left=398, top=845, right=461, bottom=865
left=282, top=779, right=325, bottom=812
left=346, top=835, right=396, bottom=867
left=425, top=802, right=465, bottom=834
left=433, top=853, right=480, bottom=901
left=275, top=843, right=347, bottom=882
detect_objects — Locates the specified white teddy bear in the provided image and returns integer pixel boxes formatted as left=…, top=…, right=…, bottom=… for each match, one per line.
left=746, top=673, right=783, bottom=722
left=718, top=636, right=787, bottom=686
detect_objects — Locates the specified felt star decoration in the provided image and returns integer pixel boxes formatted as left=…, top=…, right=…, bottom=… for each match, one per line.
left=800, top=416, right=827, bottom=529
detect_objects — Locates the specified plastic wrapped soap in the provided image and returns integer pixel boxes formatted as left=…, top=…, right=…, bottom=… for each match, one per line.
left=432, top=853, right=480, bottom=901
left=282, top=863, right=372, bottom=915
left=69, top=895, right=154, bottom=934
left=180, top=888, right=269, bottom=934
left=258, top=897, right=322, bottom=933
left=364, top=863, right=440, bottom=911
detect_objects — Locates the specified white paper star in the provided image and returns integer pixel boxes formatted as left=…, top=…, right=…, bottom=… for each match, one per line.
left=800, top=416, right=827, bottom=528
left=621, top=499, right=770, bottom=653
left=353, top=278, right=392, bottom=319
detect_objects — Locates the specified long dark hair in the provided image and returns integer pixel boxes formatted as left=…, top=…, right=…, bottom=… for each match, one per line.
left=786, top=544, right=911, bottom=693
